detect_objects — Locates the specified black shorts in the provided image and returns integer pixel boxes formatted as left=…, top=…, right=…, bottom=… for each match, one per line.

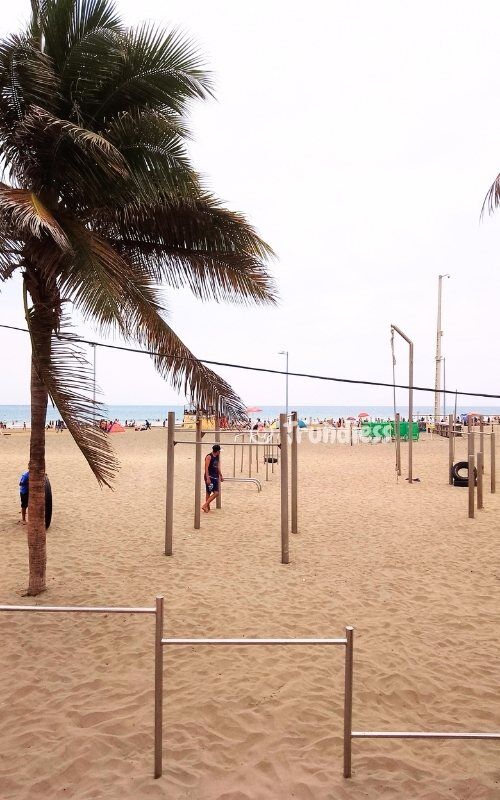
left=205, top=476, right=219, bottom=493
left=20, top=491, right=29, bottom=509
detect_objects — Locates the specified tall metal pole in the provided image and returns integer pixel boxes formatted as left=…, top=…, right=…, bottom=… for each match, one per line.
left=443, top=357, right=446, bottom=419
left=279, top=351, right=289, bottom=420
left=279, top=413, right=289, bottom=564
left=92, top=344, right=96, bottom=422
left=434, top=274, right=450, bottom=422
left=164, top=411, right=175, bottom=556
left=391, top=324, right=414, bottom=483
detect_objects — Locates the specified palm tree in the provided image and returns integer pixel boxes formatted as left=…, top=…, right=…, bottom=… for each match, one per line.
left=0, top=0, right=275, bottom=595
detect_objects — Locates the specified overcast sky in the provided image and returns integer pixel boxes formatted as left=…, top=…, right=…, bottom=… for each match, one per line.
left=2, top=0, right=500, bottom=408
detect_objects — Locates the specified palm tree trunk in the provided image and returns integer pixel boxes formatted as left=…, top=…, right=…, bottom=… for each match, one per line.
left=27, top=319, right=50, bottom=596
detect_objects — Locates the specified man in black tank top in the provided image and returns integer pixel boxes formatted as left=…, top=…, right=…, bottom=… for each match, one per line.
left=202, top=444, right=223, bottom=513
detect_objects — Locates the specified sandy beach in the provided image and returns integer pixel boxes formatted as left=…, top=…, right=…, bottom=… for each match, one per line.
left=1, top=426, right=500, bottom=800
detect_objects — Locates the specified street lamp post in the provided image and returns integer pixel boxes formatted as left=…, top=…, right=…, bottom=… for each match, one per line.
left=279, top=350, right=289, bottom=420
left=434, top=274, right=450, bottom=422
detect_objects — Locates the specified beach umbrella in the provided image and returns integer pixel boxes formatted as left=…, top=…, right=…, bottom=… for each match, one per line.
left=347, top=416, right=356, bottom=421
left=246, top=406, right=263, bottom=413
left=358, top=412, right=369, bottom=418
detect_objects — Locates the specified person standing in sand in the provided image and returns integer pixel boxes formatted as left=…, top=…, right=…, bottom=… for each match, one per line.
left=202, top=444, right=223, bottom=513
left=19, top=468, right=29, bottom=524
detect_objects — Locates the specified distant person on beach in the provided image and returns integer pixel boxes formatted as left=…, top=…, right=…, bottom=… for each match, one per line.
left=202, top=444, right=223, bottom=513
left=19, top=469, right=29, bottom=524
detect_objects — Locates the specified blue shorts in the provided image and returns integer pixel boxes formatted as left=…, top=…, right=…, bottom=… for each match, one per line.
left=206, top=476, right=219, bottom=493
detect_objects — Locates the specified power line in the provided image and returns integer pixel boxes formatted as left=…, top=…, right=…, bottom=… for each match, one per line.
left=1, top=321, right=500, bottom=400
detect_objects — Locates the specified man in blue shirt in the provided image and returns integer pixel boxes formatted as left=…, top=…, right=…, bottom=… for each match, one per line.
left=19, top=469, right=29, bottom=524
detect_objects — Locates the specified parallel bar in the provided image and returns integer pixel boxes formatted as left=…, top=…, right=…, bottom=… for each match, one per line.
left=343, top=627, right=354, bottom=778
left=0, top=605, right=155, bottom=613
left=352, top=732, right=500, bottom=739
left=161, top=638, right=346, bottom=646
left=154, top=596, right=164, bottom=778
left=224, top=477, right=262, bottom=492
left=164, top=411, right=175, bottom=556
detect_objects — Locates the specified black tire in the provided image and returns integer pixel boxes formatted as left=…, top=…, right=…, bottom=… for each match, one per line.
left=451, top=461, right=477, bottom=486
left=264, top=457, right=278, bottom=463
left=45, top=475, right=52, bottom=529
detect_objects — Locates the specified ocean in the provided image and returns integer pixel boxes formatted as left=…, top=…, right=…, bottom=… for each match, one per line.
left=2, top=404, right=500, bottom=427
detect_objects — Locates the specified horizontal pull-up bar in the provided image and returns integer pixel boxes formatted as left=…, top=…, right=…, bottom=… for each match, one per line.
left=352, top=731, right=500, bottom=740
left=174, top=440, right=278, bottom=447
left=224, top=477, right=262, bottom=491
left=161, top=637, right=347, bottom=646
left=0, top=604, right=156, bottom=614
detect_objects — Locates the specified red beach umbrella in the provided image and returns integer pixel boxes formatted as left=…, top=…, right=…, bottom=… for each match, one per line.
left=246, top=406, right=263, bottom=413
left=358, top=412, right=369, bottom=418
left=347, top=416, right=356, bottom=421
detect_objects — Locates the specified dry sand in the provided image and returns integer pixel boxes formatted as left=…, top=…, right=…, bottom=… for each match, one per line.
left=1, top=426, right=500, bottom=800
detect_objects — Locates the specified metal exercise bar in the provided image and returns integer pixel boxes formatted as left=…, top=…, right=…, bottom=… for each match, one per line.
left=223, top=477, right=262, bottom=492
left=161, top=637, right=347, bottom=646
left=0, top=605, right=155, bottom=613
left=352, top=731, right=500, bottom=739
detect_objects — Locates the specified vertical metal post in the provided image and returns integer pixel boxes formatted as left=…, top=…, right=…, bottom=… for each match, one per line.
left=233, top=441, right=236, bottom=478
left=215, top=416, right=221, bottom=509
left=92, top=343, right=96, bottom=423
left=154, top=595, right=164, bottom=779
left=448, top=413, right=453, bottom=486
left=408, top=341, right=413, bottom=483
left=391, top=325, right=413, bottom=483
left=280, top=413, right=289, bottom=564
left=395, top=412, right=401, bottom=477
left=194, top=417, right=202, bottom=529
left=343, top=626, right=354, bottom=778
left=491, top=432, right=496, bottom=494
left=468, top=454, right=475, bottom=519
left=265, top=440, right=269, bottom=482
left=249, top=437, right=252, bottom=478
left=467, top=417, right=473, bottom=463
left=480, top=417, right=484, bottom=473
left=165, top=411, right=175, bottom=556
left=291, top=411, right=298, bottom=534
left=477, top=452, right=483, bottom=509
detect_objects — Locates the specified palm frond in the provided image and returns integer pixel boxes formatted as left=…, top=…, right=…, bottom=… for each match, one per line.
left=91, top=23, right=213, bottom=124
left=25, top=300, right=118, bottom=486
left=104, top=109, right=198, bottom=199
left=42, top=0, right=121, bottom=72
left=0, top=184, right=71, bottom=250
left=482, top=173, right=500, bottom=217
left=0, top=35, right=60, bottom=125
left=58, top=223, right=247, bottom=420
left=96, top=194, right=277, bottom=305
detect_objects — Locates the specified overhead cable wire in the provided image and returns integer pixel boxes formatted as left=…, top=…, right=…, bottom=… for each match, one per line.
left=1, top=322, right=499, bottom=400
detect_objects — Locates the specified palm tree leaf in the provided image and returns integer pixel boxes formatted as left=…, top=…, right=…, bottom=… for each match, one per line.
left=0, top=34, right=60, bottom=123
left=91, top=23, right=213, bottom=124
left=0, top=184, right=71, bottom=250
left=25, top=299, right=118, bottom=487
left=57, top=222, right=247, bottom=420
left=96, top=194, right=277, bottom=304
left=482, top=173, right=500, bottom=217
left=104, top=109, right=198, bottom=199
left=41, top=0, right=122, bottom=73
